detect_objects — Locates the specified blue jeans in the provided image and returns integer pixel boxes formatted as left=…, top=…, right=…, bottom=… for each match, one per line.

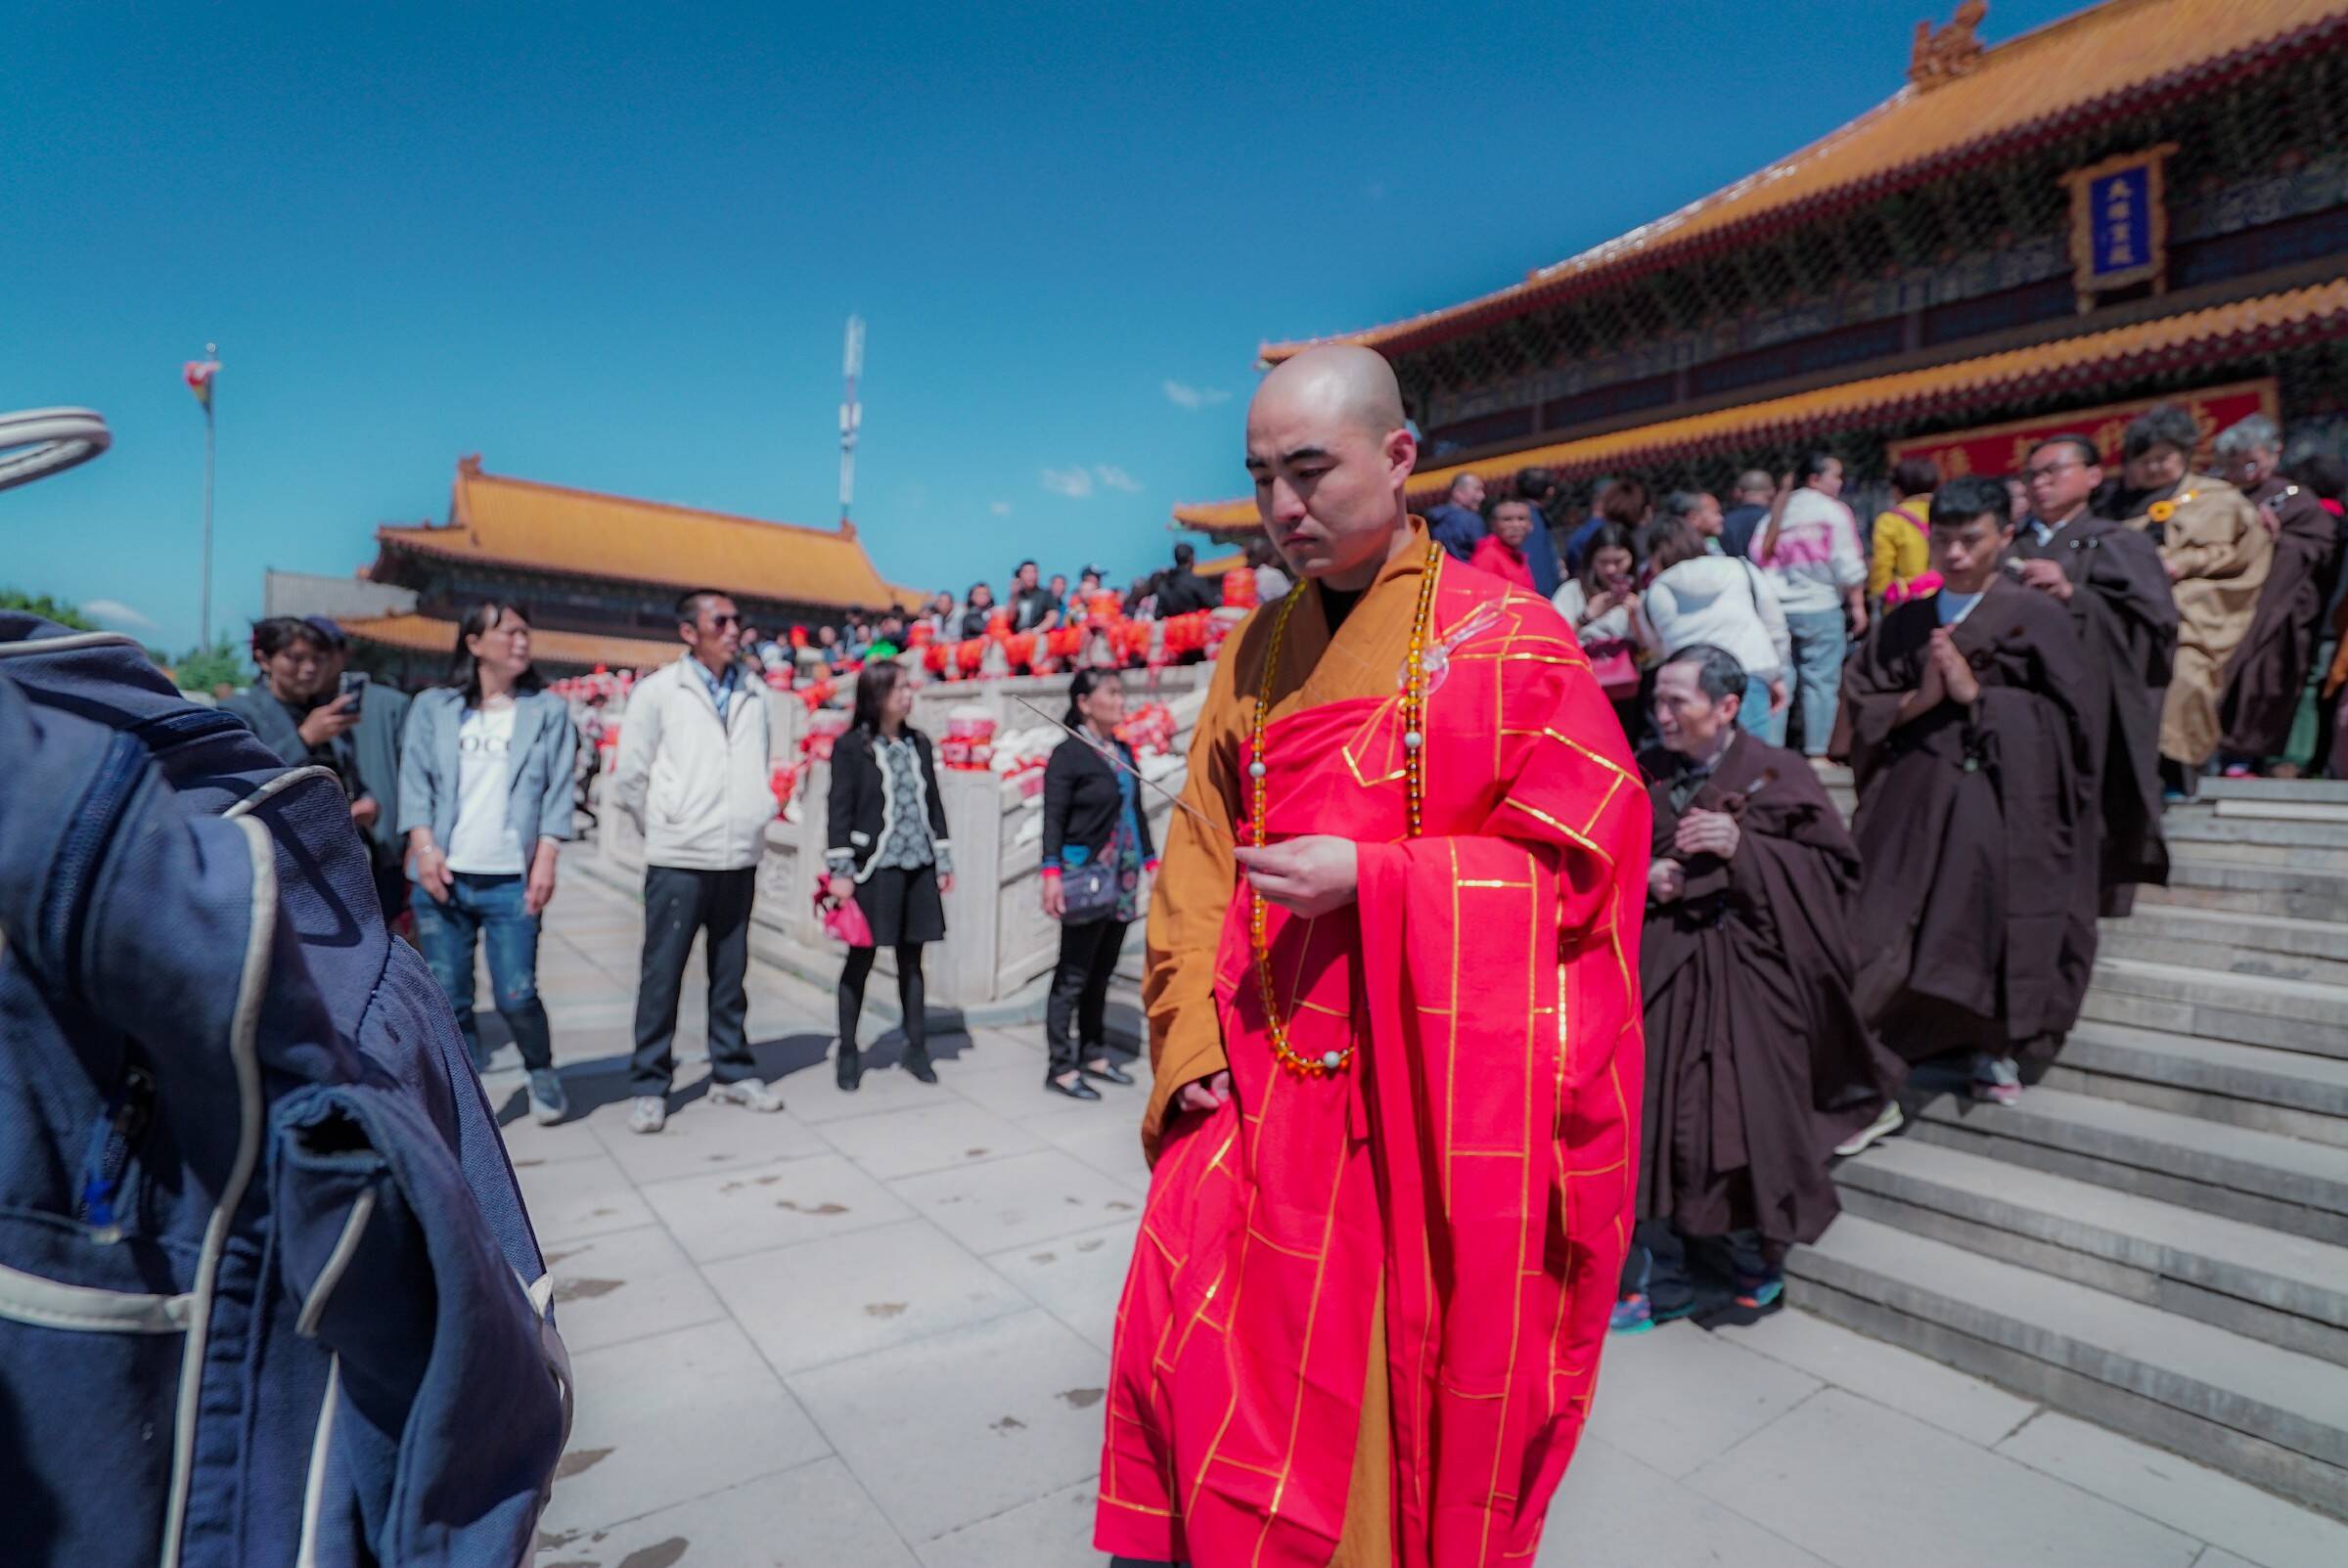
left=1738, top=673, right=1785, bottom=744
left=412, top=873, right=554, bottom=1071
left=1784, top=607, right=1848, bottom=756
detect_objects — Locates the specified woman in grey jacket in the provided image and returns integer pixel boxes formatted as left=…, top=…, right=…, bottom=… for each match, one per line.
left=397, top=603, right=578, bottom=1124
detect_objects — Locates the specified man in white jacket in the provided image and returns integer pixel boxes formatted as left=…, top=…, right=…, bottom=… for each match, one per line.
left=613, top=589, right=786, bottom=1133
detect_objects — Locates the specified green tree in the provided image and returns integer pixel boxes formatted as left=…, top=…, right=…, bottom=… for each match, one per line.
left=168, top=637, right=248, bottom=694
left=0, top=587, right=98, bottom=631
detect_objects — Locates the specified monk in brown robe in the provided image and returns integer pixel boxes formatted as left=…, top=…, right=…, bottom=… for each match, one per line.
left=2009, top=433, right=2179, bottom=928
left=2105, top=403, right=2272, bottom=789
left=2216, top=414, right=2342, bottom=772
left=1615, top=645, right=1897, bottom=1332
left=1839, top=474, right=2095, bottom=1109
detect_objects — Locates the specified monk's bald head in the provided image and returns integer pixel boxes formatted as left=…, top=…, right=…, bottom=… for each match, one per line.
left=1244, top=345, right=1419, bottom=589
left=1251, top=344, right=1407, bottom=443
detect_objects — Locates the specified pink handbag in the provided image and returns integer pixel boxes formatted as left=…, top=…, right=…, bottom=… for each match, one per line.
left=814, top=886, right=873, bottom=947
left=1584, top=636, right=1643, bottom=699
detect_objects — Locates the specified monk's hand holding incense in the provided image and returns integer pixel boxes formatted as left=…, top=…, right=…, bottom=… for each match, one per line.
left=1674, top=808, right=1740, bottom=861
left=1233, top=835, right=1360, bottom=918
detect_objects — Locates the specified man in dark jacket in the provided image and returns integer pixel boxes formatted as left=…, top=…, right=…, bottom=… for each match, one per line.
left=309, top=618, right=414, bottom=927
left=1424, top=471, right=1486, bottom=561
left=1719, top=470, right=1777, bottom=559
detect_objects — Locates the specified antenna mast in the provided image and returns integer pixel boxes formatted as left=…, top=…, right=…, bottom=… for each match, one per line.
left=838, top=315, right=864, bottom=527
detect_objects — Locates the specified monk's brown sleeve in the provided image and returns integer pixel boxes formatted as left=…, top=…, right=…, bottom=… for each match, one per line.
left=1140, top=638, right=1245, bottom=1159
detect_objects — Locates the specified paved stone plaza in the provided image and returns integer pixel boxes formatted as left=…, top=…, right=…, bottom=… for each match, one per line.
left=498, top=875, right=2346, bottom=1568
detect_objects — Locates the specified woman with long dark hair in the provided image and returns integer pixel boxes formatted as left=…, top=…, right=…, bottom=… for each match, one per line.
left=825, top=662, right=953, bottom=1091
left=1552, top=520, right=1661, bottom=742
left=1037, top=668, right=1156, bottom=1099
left=396, top=602, right=578, bottom=1124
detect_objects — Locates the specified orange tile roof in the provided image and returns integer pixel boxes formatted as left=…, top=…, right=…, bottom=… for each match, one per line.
left=1179, top=279, right=2348, bottom=532
left=377, top=458, right=927, bottom=612
left=341, top=612, right=691, bottom=673
left=1260, top=0, right=2348, bottom=363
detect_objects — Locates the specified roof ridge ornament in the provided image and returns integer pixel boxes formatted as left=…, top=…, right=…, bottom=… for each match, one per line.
left=1911, top=0, right=1989, bottom=90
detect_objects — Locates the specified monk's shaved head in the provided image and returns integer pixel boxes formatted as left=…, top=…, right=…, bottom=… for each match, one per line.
left=1251, top=343, right=1407, bottom=442
left=1244, top=345, right=1419, bottom=590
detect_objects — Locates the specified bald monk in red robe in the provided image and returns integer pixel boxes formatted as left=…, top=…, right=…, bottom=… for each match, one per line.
left=1094, top=345, right=1649, bottom=1568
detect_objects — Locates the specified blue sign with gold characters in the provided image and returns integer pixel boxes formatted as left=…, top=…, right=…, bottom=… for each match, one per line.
left=2062, top=144, right=2177, bottom=311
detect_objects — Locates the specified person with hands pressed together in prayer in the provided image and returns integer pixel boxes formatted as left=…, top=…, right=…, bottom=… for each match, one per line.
left=1839, top=475, right=2096, bottom=1110
left=1097, top=344, right=1648, bottom=1568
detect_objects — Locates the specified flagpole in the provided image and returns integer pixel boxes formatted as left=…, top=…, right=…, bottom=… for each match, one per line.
left=200, top=341, right=216, bottom=648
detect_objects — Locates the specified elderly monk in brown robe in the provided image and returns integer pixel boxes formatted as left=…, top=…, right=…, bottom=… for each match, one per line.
left=2105, top=404, right=2272, bottom=789
left=1839, top=474, right=2095, bottom=1110
left=2009, top=433, right=2179, bottom=929
left=1097, top=344, right=1647, bottom=1568
left=2215, top=414, right=2342, bottom=772
left=1614, top=645, right=1896, bottom=1332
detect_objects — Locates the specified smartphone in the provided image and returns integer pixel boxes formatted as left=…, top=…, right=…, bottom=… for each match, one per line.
left=338, top=670, right=369, bottom=713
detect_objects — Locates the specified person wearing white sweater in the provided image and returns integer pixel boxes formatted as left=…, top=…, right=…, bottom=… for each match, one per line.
left=1644, top=518, right=1790, bottom=741
left=1751, top=455, right=1869, bottom=755
left=611, top=590, right=785, bottom=1133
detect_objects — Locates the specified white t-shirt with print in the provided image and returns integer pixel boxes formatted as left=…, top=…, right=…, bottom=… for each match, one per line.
left=445, top=701, right=526, bottom=874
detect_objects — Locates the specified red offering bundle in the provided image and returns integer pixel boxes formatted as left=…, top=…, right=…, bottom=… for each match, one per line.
left=1221, top=569, right=1257, bottom=610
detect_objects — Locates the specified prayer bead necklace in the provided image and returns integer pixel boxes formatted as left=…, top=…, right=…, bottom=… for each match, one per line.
left=1246, top=541, right=1444, bottom=1079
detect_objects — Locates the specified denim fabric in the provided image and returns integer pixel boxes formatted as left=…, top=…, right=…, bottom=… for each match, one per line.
left=412, top=873, right=554, bottom=1071
left=1784, top=606, right=1848, bottom=757
left=396, top=687, right=577, bottom=857
left=0, top=614, right=566, bottom=1568
left=1737, top=672, right=1785, bottom=744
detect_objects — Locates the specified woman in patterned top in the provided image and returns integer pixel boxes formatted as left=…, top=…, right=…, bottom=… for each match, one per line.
left=826, top=664, right=954, bottom=1092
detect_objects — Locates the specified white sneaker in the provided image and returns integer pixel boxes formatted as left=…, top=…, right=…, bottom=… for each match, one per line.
left=1833, top=1099, right=1903, bottom=1158
left=628, top=1096, right=668, bottom=1135
left=708, top=1079, right=786, bottom=1114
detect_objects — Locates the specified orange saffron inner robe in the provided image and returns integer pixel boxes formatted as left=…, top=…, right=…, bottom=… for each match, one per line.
left=1097, top=525, right=1649, bottom=1567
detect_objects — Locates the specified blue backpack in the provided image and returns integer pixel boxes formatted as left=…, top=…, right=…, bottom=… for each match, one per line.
left=0, top=616, right=568, bottom=1567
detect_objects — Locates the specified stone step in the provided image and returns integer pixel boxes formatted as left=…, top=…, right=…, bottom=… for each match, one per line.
left=1788, top=1214, right=2348, bottom=1517
left=2100, top=906, right=2348, bottom=989
left=2085, top=957, right=2348, bottom=1061
left=1832, top=1138, right=2348, bottom=1368
left=2140, top=858, right=2348, bottom=921
left=1906, top=1087, right=2348, bottom=1246
left=2163, top=813, right=2348, bottom=869
left=2213, top=797, right=2348, bottom=825
left=2043, top=1022, right=2348, bottom=1147
left=2197, top=777, right=2348, bottom=806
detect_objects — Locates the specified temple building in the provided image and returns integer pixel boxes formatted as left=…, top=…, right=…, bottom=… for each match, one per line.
left=1176, top=0, right=2348, bottom=538
left=333, top=455, right=924, bottom=683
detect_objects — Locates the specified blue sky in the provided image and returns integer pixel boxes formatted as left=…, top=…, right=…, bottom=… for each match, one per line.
left=4, top=0, right=2081, bottom=651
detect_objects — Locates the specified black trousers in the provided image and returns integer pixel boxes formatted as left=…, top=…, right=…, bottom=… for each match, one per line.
left=838, top=943, right=927, bottom=1053
left=630, top=866, right=758, bottom=1095
left=1046, top=918, right=1128, bottom=1078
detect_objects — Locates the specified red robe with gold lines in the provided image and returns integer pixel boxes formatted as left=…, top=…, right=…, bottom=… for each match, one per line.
left=1096, top=535, right=1648, bottom=1568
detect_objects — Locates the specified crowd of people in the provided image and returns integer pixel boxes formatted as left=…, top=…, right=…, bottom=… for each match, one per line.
left=1422, top=410, right=2348, bottom=785
left=725, top=542, right=1290, bottom=684
left=1589, top=409, right=2343, bottom=1332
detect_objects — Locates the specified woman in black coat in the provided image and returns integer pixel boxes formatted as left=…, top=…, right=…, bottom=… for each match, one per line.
left=826, top=664, right=953, bottom=1092
left=1038, top=668, right=1157, bottom=1099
